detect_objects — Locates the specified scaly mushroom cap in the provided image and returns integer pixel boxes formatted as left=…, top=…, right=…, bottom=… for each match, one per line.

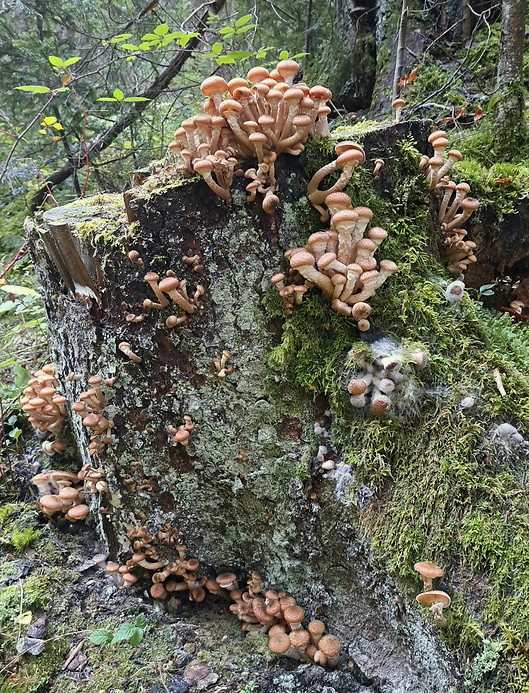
left=428, top=129, right=447, bottom=143
left=39, top=494, right=64, bottom=514
left=447, top=149, right=462, bottom=161
left=200, top=76, right=228, bottom=96
left=416, top=590, right=451, bottom=608
left=325, top=191, right=351, bottom=208
left=319, top=634, right=341, bottom=657
left=58, top=486, right=81, bottom=503
left=219, top=99, right=243, bottom=116
left=307, top=619, right=326, bottom=637
left=290, top=629, right=310, bottom=648
left=289, top=251, right=316, bottom=270
left=348, top=379, right=367, bottom=395
left=227, top=77, right=247, bottom=93
left=283, top=605, right=304, bottom=625
left=336, top=149, right=365, bottom=169
left=460, top=197, right=480, bottom=212
left=331, top=209, right=359, bottom=226
left=268, top=632, right=291, bottom=654
left=414, top=561, right=444, bottom=580
left=391, top=97, right=405, bottom=108
left=310, top=85, right=332, bottom=101
left=455, top=182, right=471, bottom=194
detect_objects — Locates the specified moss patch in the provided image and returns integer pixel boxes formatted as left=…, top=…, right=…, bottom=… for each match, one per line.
left=267, top=135, right=529, bottom=690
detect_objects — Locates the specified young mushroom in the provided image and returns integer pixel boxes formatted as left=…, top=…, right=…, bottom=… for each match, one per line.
left=414, top=561, right=444, bottom=592
left=416, top=590, right=451, bottom=627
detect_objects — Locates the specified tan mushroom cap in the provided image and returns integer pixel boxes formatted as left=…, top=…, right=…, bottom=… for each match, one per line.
left=283, top=605, right=304, bottom=624
left=428, top=129, right=447, bottom=143
left=105, top=561, right=120, bottom=573
left=216, top=572, right=237, bottom=587
left=247, top=66, right=270, bottom=83
left=290, top=629, right=310, bottom=648
left=319, top=634, right=341, bottom=657
left=289, top=251, right=316, bottom=269
left=158, top=277, right=180, bottom=293
left=325, top=192, right=351, bottom=207
left=66, top=504, right=89, bottom=521
left=334, top=141, right=365, bottom=158
left=268, top=632, right=291, bottom=654
left=276, top=59, right=300, bottom=80
left=336, top=149, right=365, bottom=168
left=200, top=76, right=228, bottom=96
left=414, top=561, right=444, bottom=579
left=331, top=209, right=359, bottom=225
left=307, top=619, right=326, bottom=636
left=392, top=97, right=406, bottom=108
left=39, top=494, right=64, bottom=513
left=348, top=379, right=367, bottom=396
left=416, top=590, right=451, bottom=608
left=447, top=149, right=463, bottom=161
left=460, top=197, right=480, bottom=211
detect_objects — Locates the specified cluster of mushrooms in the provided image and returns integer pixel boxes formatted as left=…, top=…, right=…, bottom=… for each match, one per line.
left=105, top=526, right=207, bottom=598
left=272, top=185, right=397, bottom=331
left=72, top=376, right=115, bottom=456
left=166, top=415, right=195, bottom=446
left=141, top=270, right=205, bottom=328
left=31, top=469, right=90, bottom=521
left=414, top=561, right=451, bottom=627
left=21, top=364, right=68, bottom=456
left=346, top=338, right=426, bottom=416
left=420, top=130, right=479, bottom=276
left=166, top=59, right=332, bottom=213
left=223, top=571, right=341, bottom=665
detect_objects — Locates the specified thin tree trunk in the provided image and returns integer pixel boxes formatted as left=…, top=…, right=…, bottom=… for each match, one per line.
left=392, top=0, right=409, bottom=100
left=494, top=0, right=527, bottom=156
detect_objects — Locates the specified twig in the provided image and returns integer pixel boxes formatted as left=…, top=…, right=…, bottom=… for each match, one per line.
left=493, top=368, right=507, bottom=397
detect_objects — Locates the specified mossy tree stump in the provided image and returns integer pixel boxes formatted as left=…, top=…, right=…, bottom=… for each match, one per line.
left=27, top=121, right=461, bottom=692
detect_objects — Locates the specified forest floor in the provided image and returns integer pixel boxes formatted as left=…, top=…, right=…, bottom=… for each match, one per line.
left=0, top=450, right=375, bottom=693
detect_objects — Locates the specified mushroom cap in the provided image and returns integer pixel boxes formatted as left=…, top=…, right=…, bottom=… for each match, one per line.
left=429, top=156, right=443, bottom=167
left=105, top=561, right=120, bottom=573
left=432, top=137, right=449, bottom=149
left=283, top=87, right=304, bottom=103
left=351, top=302, right=371, bottom=321
left=200, top=76, right=228, bottom=96
left=289, top=251, right=316, bottom=269
left=356, top=239, right=377, bottom=255
left=353, top=206, right=373, bottom=220
left=414, top=561, right=444, bottom=579
left=193, top=159, right=214, bottom=174
left=455, top=182, right=471, bottom=193
left=428, top=129, right=447, bottom=143
left=249, top=132, right=268, bottom=144
left=325, top=192, right=351, bottom=208
left=258, top=115, right=275, bottom=127
left=391, top=97, right=405, bottom=107
left=276, top=59, right=300, bottom=80
left=336, top=149, right=365, bottom=169
left=122, top=573, right=138, bottom=584
left=150, top=583, right=167, bottom=599
left=227, top=77, right=247, bottom=93
left=39, top=494, right=64, bottom=513
left=447, top=149, right=463, bottom=161
left=58, top=486, right=80, bottom=502
left=66, top=504, right=89, bottom=521
left=247, top=66, right=270, bottom=83
left=334, top=141, right=365, bottom=158
left=367, top=226, right=388, bottom=242
left=283, top=604, right=304, bottom=624
left=290, top=629, right=310, bottom=648
left=143, top=272, right=159, bottom=283
left=379, top=260, right=398, bottom=273
left=219, top=99, right=243, bottom=115
left=292, top=114, right=312, bottom=128
left=416, top=590, right=451, bottom=608
left=348, top=379, right=367, bottom=395
left=307, top=619, right=326, bottom=636
left=263, top=194, right=280, bottom=214
left=309, top=85, right=332, bottom=101
left=371, top=396, right=390, bottom=415
left=460, top=197, right=479, bottom=211
left=216, top=572, right=237, bottom=587
left=158, top=277, right=180, bottom=293
left=268, top=632, right=291, bottom=654
left=332, top=209, right=359, bottom=225
left=268, top=624, right=286, bottom=636
left=319, top=634, right=341, bottom=657
left=308, top=231, right=330, bottom=246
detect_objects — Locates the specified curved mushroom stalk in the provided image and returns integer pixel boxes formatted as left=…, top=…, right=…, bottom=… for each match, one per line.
left=307, top=146, right=365, bottom=220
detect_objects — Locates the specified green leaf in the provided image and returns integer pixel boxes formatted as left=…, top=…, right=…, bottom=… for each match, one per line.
left=122, top=140, right=132, bottom=149
left=54, top=87, right=70, bottom=93
left=235, top=13, right=253, bottom=26
left=481, top=290, right=495, bottom=296
left=52, top=123, right=63, bottom=130
left=125, top=56, right=137, bottom=62
left=224, top=50, right=253, bottom=60
left=15, top=85, right=51, bottom=93
left=41, top=116, right=57, bottom=126
left=140, top=33, right=160, bottom=41
left=0, top=300, right=16, bottom=314
left=154, top=23, right=169, bottom=35
left=0, top=285, right=39, bottom=296
left=139, top=42, right=155, bottom=50
left=178, top=32, right=199, bottom=46
left=111, top=622, right=137, bottom=643
left=62, top=57, right=81, bottom=67
left=110, top=33, right=133, bottom=43
left=9, top=428, right=22, bottom=441
left=216, top=55, right=236, bottom=65
left=278, top=50, right=289, bottom=59
left=290, top=52, right=309, bottom=59
left=133, top=614, right=147, bottom=628
left=127, top=627, right=144, bottom=646
left=211, top=42, right=223, bottom=55
left=89, top=629, right=113, bottom=645
left=119, top=44, right=139, bottom=51
left=218, top=27, right=235, bottom=35
left=480, top=283, right=496, bottom=291
left=235, top=24, right=256, bottom=34
left=97, top=97, right=118, bottom=102
left=48, top=55, right=64, bottom=67
left=123, top=96, right=151, bottom=102
left=112, top=89, right=124, bottom=101
left=12, top=363, right=29, bottom=390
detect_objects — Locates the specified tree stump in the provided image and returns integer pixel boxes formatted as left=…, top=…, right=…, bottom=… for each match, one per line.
left=27, top=121, right=460, bottom=692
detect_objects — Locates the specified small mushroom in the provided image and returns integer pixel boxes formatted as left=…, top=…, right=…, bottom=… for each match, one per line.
left=414, top=561, right=444, bottom=592
left=416, top=590, right=451, bottom=627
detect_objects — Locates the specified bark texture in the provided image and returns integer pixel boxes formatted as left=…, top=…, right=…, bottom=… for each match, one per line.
left=28, top=122, right=461, bottom=692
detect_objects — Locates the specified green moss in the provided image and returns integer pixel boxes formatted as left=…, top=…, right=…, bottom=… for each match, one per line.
left=266, top=134, right=529, bottom=690
left=9, top=528, right=40, bottom=551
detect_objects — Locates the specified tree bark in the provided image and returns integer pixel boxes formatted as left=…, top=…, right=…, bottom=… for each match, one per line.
left=494, top=0, right=527, bottom=156
left=27, top=121, right=461, bottom=692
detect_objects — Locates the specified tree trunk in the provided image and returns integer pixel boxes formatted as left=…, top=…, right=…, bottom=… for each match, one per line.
left=494, top=0, right=527, bottom=156
left=27, top=121, right=461, bottom=691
